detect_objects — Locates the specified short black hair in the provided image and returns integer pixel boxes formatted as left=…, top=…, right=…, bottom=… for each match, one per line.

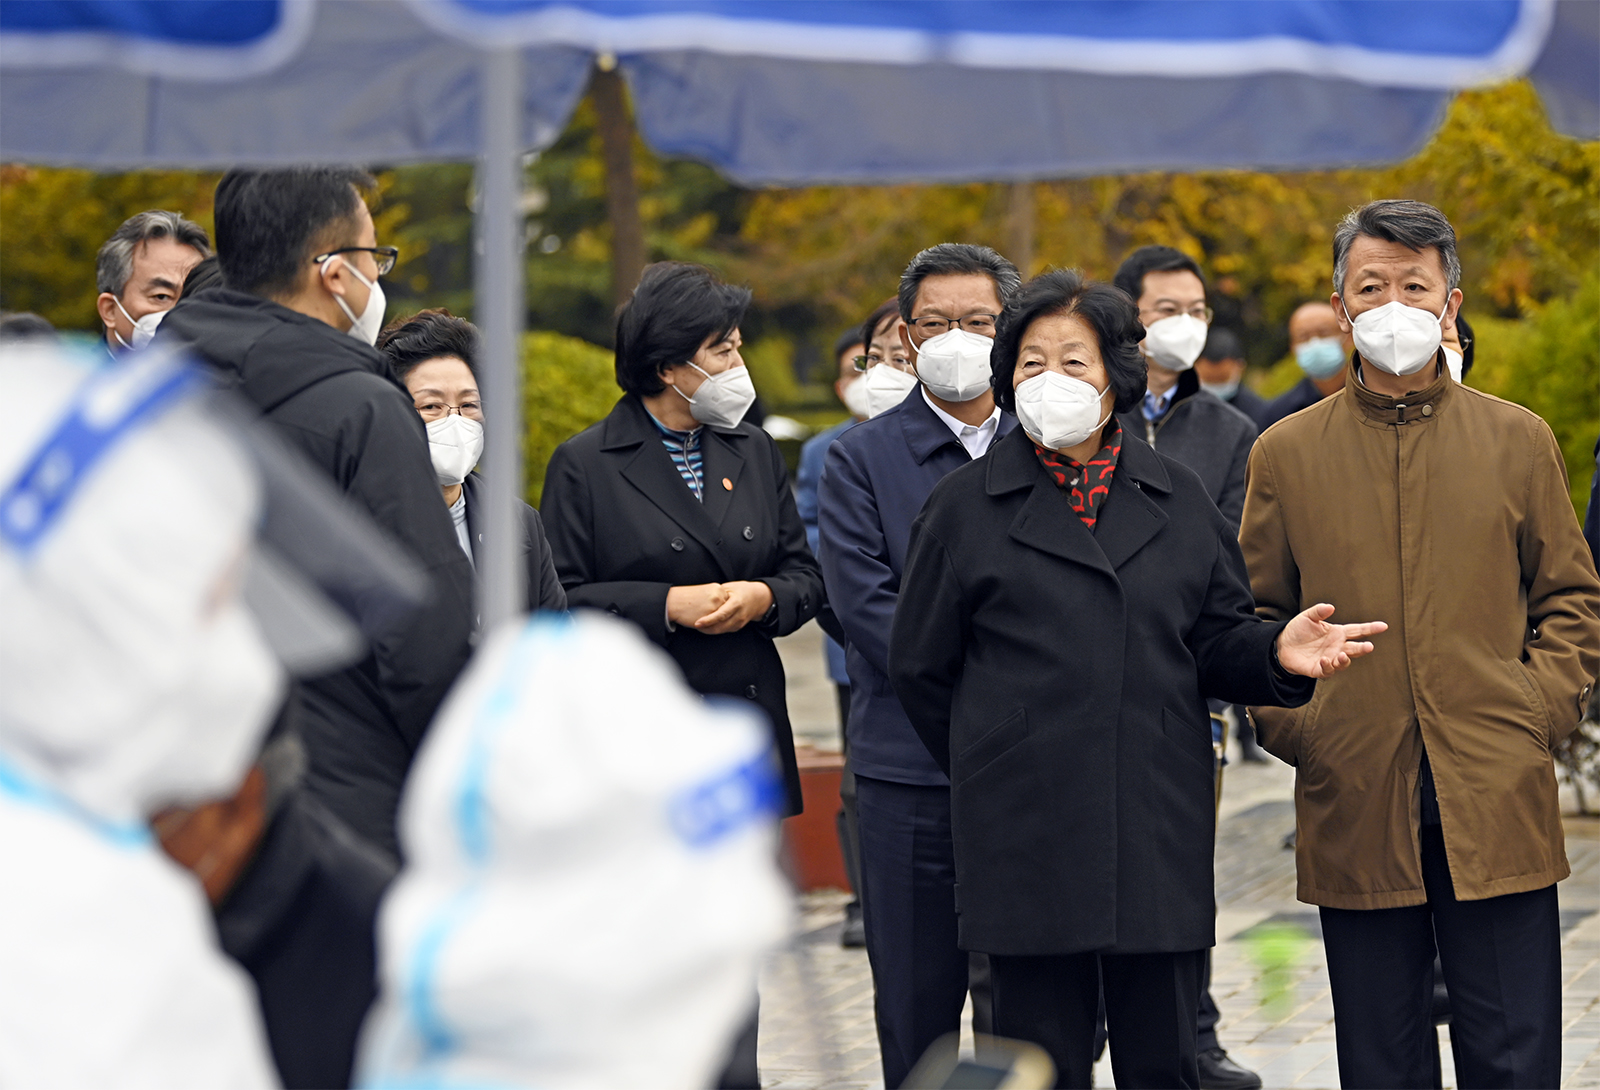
left=833, top=325, right=864, bottom=360
left=614, top=262, right=751, bottom=396
left=377, top=308, right=480, bottom=384
left=181, top=255, right=224, bottom=298
left=1200, top=326, right=1244, bottom=363
left=1112, top=246, right=1205, bottom=307
left=1455, top=312, right=1474, bottom=379
left=0, top=311, right=55, bottom=342
left=214, top=167, right=375, bottom=299
left=991, top=269, right=1147, bottom=415
left=858, top=297, right=900, bottom=349
left=898, top=244, right=1020, bottom=322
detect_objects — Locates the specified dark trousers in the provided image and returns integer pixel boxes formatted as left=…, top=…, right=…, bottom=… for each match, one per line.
left=1320, top=825, right=1562, bottom=1090
left=991, top=949, right=1205, bottom=1090
left=835, top=685, right=863, bottom=902
left=855, top=774, right=991, bottom=1088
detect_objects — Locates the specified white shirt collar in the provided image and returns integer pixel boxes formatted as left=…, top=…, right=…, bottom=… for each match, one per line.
left=922, top=387, right=1002, bottom=460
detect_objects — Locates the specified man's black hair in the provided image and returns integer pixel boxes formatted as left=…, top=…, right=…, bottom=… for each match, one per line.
left=1455, top=312, right=1474, bottom=379
left=181, top=255, right=224, bottom=298
left=614, top=262, right=751, bottom=397
left=214, top=167, right=376, bottom=299
left=897, top=244, right=1021, bottom=322
left=1200, top=326, right=1245, bottom=362
left=377, top=309, right=480, bottom=384
left=0, top=311, right=56, bottom=342
left=1112, top=245, right=1206, bottom=307
left=990, top=269, right=1148, bottom=415
left=833, top=325, right=864, bottom=360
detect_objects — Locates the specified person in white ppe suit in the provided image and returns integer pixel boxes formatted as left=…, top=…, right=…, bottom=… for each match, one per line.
left=358, top=610, right=791, bottom=1089
left=0, top=342, right=428, bottom=1088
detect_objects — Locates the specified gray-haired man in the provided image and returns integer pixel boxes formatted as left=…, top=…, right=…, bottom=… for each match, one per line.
left=95, top=210, right=211, bottom=354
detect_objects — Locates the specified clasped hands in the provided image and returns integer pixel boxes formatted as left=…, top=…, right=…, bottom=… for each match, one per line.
left=1276, top=602, right=1388, bottom=679
left=667, top=580, right=774, bottom=635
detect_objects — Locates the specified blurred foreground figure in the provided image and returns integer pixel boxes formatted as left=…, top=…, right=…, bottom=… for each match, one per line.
left=0, top=345, right=279, bottom=1087
left=359, top=611, right=790, bottom=1089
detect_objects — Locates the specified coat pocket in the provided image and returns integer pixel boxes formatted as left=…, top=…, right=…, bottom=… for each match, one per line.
left=1505, top=659, right=1556, bottom=748
left=1162, top=708, right=1217, bottom=773
left=956, top=708, right=1029, bottom=778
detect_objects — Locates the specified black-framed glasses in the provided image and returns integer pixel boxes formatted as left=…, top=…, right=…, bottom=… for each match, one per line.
left=314, top=246, right=399, bottom=277
left=909, top=313, right=998, bottom=338
left=1141, top=304, right=1213, bottom=323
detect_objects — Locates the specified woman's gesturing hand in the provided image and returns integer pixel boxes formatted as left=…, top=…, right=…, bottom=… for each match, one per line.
left=694, top=580, right=775, bottom=635
left=1276, top=603, right=1388, bottom=679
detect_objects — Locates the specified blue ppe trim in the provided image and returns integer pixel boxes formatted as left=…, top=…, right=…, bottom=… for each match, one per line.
left=667, top=738, right=783, bottom=848
left=0, top=754, right=152, bottom=849
left=0, top=354, right=204, bottom=556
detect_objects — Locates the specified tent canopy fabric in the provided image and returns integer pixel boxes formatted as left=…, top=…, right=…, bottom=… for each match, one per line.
left=2, top=0, right=1592, bottom=174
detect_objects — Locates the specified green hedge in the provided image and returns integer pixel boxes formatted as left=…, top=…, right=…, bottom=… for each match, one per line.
left=521, top=331, right=619, bottom=509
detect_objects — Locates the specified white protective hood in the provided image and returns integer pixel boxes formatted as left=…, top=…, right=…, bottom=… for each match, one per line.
left=359, top=611, right=792, bottom=1089
left=0, top=345, right=285, bottom=823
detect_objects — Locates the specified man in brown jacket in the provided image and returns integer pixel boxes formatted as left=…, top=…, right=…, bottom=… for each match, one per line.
left=1241, top=199, right=1600, bottom=1090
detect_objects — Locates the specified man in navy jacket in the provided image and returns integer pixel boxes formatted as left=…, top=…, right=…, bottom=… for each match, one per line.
left=817, top=244, right=1019, bottom=1088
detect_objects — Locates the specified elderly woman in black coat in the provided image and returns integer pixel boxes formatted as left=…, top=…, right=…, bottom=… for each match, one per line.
left=541, top=263, right=824, bottom=818
left=888, top=270, right=1383, bottom=1089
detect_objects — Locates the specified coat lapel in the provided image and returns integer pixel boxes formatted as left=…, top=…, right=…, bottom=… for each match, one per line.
left=989, top=429, right=1116, bottom=577
left=606, top=397, right=732, bottom=578
left=1094, top=436, right=1171, bottom=571
left=698, top=427, right=747, bottom=532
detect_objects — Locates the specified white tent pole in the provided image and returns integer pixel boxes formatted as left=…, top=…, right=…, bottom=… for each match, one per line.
left=476, top=45, right=526, bottom=627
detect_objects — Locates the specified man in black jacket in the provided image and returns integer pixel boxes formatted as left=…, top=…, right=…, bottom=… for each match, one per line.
left=158, top=168, right=475, bottom=860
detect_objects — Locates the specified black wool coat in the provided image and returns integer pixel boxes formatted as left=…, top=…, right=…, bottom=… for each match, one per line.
left=888, top=426, right=1312, bottom=956
left=540, top=394, right=824, bottom=815
left=460, top=471, right=566, bottom=613
left=158, top=290, right=475, bottom=859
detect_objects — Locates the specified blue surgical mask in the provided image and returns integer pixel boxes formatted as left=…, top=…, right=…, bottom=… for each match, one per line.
left=1294, top=337, right=1346, bottom=380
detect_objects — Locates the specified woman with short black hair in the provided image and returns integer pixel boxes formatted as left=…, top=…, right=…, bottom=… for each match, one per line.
left=541, top=263, right=823, bottom=816
left=379, top=308, right=566, bottom=613
left=888, top=269, right=1383, bottom=1089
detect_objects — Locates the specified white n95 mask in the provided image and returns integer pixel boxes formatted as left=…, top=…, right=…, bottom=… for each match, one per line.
left=1342, top=298, right=1446, bottom=377
left=1141, top=314, right=1208, bottom=372
left=914, top=328, right=994, bottom=402
left=678, top=363, right=757, bottom=429
left=324, top=257, right=387, bottom=346
left=840, top=375, right=872, bottom=420
left=426, top=414, right=485, bottom=486
left=862, top=364, right=919, bottom=417
left=111, top=298, right=169, bottom=351
left=1443, top=347, right=1463, bottom=382
left=1014, top=371, right=1112, bottom=451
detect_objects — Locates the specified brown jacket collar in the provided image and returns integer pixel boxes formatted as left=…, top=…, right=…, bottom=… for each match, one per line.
left=1345, top=353, right=1454, bottom=427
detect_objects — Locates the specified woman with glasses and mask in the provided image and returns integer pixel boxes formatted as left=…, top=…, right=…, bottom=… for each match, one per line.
left=889, top=269, right=1384, bottom=1090
left=379, top=308, right=565, bottom=613
left=851, top=297, right=919, bottom=419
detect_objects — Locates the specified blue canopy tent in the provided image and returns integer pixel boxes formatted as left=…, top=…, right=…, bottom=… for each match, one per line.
left=3, top=0, right=1594, bottom=624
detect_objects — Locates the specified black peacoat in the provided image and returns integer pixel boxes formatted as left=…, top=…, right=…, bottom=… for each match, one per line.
left=888, top=426, right=1312, bottom=956
left=540, top=394, right=824, bottom=815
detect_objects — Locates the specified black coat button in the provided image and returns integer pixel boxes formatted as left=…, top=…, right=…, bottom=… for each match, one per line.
left=744, top=684, right=759, bottom=699
left=670, top=537, right=685, bottom=552
left=742, top=526, right=754, bottom=540
left=800, top=595, right=810, bottom=611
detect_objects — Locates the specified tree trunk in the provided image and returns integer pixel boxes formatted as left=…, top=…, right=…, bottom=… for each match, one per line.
left=1005, top=181, right=1036, bottom=279
left=589, top=60, right=646, bottom=309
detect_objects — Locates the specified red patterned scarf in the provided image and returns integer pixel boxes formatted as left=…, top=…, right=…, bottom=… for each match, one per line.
left=1033, top=420, right=1123, bottom=530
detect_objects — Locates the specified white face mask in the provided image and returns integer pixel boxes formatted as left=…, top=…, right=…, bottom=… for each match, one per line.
left=840, top=375, right=873, bottom=420
left=861, top=364, right=919, bottom=418
left=324, top=257, right=387, bottom=346
left=1200, top=378, right=1240, bottom=400
left=1443, top=347, right=1463, bottom=382
left=1014, top=371, right=1113, bottom=452
left=110, top=297, right=168, bottom=351
left=913, top=328, right=994, bottom=402
left=426, top=414, right=485, bottom=486
left=1141, top=314, right=1209, bottom=372
left=677, top=362, right=757, bottom=429
left=1342, top=298, right=1447, bottom=377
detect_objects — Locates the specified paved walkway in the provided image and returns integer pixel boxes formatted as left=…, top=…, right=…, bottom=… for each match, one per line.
left=762, top=626, right=1600, bottom=1088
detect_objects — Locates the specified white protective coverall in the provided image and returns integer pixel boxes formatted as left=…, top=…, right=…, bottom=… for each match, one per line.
left=0, top=346, right=281, bottom=1088
left=358, top=611, right=792, bottom=1089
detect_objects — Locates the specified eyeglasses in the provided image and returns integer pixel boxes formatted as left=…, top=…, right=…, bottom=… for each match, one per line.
left=909, top=313, right=998, bottom=338
left=314, top=246, right=400, bottom=277
left=852, top=353, right=914, bottom=373
left=1142, top=304, right=1213, bottom=323
left=415, top=400, right=483, bottom=422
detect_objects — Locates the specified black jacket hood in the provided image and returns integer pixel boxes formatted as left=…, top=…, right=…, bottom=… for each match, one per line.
left=159, top=287, right=401, bottom=411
